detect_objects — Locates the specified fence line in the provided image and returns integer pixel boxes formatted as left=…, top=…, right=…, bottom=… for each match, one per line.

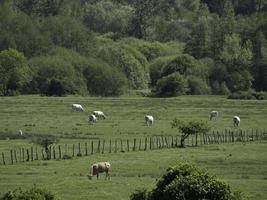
left=1, top=129, right=266, bottom=165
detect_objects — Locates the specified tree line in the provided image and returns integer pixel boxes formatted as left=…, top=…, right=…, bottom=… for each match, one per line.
left=0, top=0, right=267, bottom=97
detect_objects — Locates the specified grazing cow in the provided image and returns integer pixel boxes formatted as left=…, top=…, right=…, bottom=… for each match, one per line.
left=145, top=115, right=154, bottom=126
left=72, top=104, right=84, bottom=112
left=89, top=114, right=97, bottom=124
left=233, top=116, right=240, bottom=127
left=93, top=111, right=106, bottom=119
left=88, top=162, right=111, bottom=180
left=210, top=111, right=218, bottom=121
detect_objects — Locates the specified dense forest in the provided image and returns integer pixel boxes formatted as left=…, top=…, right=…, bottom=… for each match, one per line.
left=0, top=0, right=267, bottom=97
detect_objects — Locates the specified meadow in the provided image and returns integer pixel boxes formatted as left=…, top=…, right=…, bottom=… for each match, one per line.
left=0, top=95, right=267, bottom=199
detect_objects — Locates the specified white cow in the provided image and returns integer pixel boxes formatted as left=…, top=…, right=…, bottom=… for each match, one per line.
left=72, top=104, right=84, bottom=112
left=210, top=111, right=218, bottom=121
left=89, top=114, right=97, bottom=124
left=233, top=116, right=240, bottom=127
left=88, top=162, right=111, bottom=180
left=145, top=115, right=154, bottom=126
left=93, top=111, right=106, bottom=119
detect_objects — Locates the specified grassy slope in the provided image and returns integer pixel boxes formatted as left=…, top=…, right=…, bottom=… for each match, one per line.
left=0, top=95, right=266, bottom=141
left=0, top=142, right=266, bottom=200
left=0, top=95, right=267, bottom=199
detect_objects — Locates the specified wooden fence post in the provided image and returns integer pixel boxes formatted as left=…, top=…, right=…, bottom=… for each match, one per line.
left=133, top=139, right=136, bottom=151
left=97, top=140, right=101, bottom=153
left=41, top=149, right=45, bottom=160
left=109, top=140, right=112, bottom=153
left=120, top=139, right=124, bottom=152
left=115, top=140, right=118, bottom=153
left=91, top=141, right=94, bottom=154
left=127, top=140, right=130, bottom=152
left=195, top=134, right=198, bottom=146
left=22, top=148, right=25, bottom=162
left=72, top=144, right=75, bottom=157
left=85, top=142, right=88, bottom=156
left=139, top=138, right=142, bottom=151
left=53, top=146, right=56, bottom=159
left=14, top=149, right=17, bottom=163
left=10, top=150, right=13, bottom=165
left=35, top=146, right=38, bottom=160
left=30, top=147, right=34, bottom=161
left=165, top=137, right=168, bottom=148
left=2, top=152, right=5, bottom=165
left=144, top=137, right=147, bottom=151
left=58, top=145, right=61, bottom=159
left=78, top=143, right=81, bottom=156
left=102, top=140, right=105, bottom=154
left=26, top=149, right=30, bottom=161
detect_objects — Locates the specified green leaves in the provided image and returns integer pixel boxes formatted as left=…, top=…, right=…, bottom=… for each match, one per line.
left=131, top=163, right=244, bottom=200
left=0, top=49, right=31, bottom=96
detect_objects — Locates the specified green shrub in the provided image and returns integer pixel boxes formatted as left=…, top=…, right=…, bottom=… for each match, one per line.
left=0, top=186, right=56, bottom=200
left=131, top=164, right=244, bottom=200
left=228, top=91, right=267, bottom=100
left=83, top=60, right=127, bottom=96
left=187, top=76, right=211, bottom=95
left=154, top=73, right=187, bottom=97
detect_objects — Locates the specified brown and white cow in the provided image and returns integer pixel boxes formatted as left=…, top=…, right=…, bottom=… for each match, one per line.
left=88, top=162, right=111, bottom=180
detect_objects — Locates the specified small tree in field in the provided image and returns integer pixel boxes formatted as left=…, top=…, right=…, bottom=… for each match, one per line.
left=171, top=119, right=210, bottom=148
left=131, top=163, right=244, bottom=200
left=32, top=135, right=59, bottom=160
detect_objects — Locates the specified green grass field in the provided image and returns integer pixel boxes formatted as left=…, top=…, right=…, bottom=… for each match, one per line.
left=0, top=95, right=267, bottom=199
left=0, top=142, right=266, bottom=200
left=0, top=95, right=266, bottom=140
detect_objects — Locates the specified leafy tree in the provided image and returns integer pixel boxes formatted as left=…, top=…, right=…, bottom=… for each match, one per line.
left=161, top=54, right=196, bottom=78
left=83, top=60, right=127, bottom=96
left=185, top=4, right=213, bottom=58
left=187, top=76, right=211, bottom=95
left=29, top=52, right=88, bottom=96
left=220, top=34, right=253, bottom=92
left=0, top=49, right=31, bottom=96
left=96, top=38, right=150, bottom=89
left=83, top=0, right=134, bottom=34
left=41, top=15, right=93, bottom=53
left=0, top=2, right=52, bottom=57
left=131, top=163, right=243, bottom=200
left=154, top=73, right=187, bottom=97
left=252, top=31, right=267, bottom=91
left=171, top=119, right=210, bottom=148
left=32, top=134, right=59, bottom=160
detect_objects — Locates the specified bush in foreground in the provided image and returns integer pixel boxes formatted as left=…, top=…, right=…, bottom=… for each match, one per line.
left=0, top=186, right=56, bottom=200
left=130, top=163, right=244, bottom=200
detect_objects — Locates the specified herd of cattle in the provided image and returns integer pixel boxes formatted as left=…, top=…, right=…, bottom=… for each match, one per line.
left=72, top=104, right=240, bottom=127
left=71, top=104, right=241, bottom=179
left=71, top=103, right=154, bottom=126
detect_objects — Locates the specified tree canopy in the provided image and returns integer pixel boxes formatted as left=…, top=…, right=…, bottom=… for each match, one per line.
left=0, top=0, right=267, bottom=96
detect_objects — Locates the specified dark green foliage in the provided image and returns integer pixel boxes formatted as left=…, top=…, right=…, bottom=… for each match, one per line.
left=171, top=120, right=210, bottom=147
left=0, top=186, right=56, bottom=200
left=28, top=47, right=88, bottom=96
left=228, top=91, right=267, bottom=100
left=154, top=73, right=187, bottom=97
left=83, top=1, right=134, bottom=34
left=0, top=49, right=31, bottom=96
left=161, top=54, right=195, bottom=77
left=187, top=76, right=211, bottom=95
left=0, top=0, right=267, bottom=95
left=83, top=60, right=127, bottom=96
left=96, top=38, right=150, bottom=89
left=131, top=163, right=243, bottom=200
